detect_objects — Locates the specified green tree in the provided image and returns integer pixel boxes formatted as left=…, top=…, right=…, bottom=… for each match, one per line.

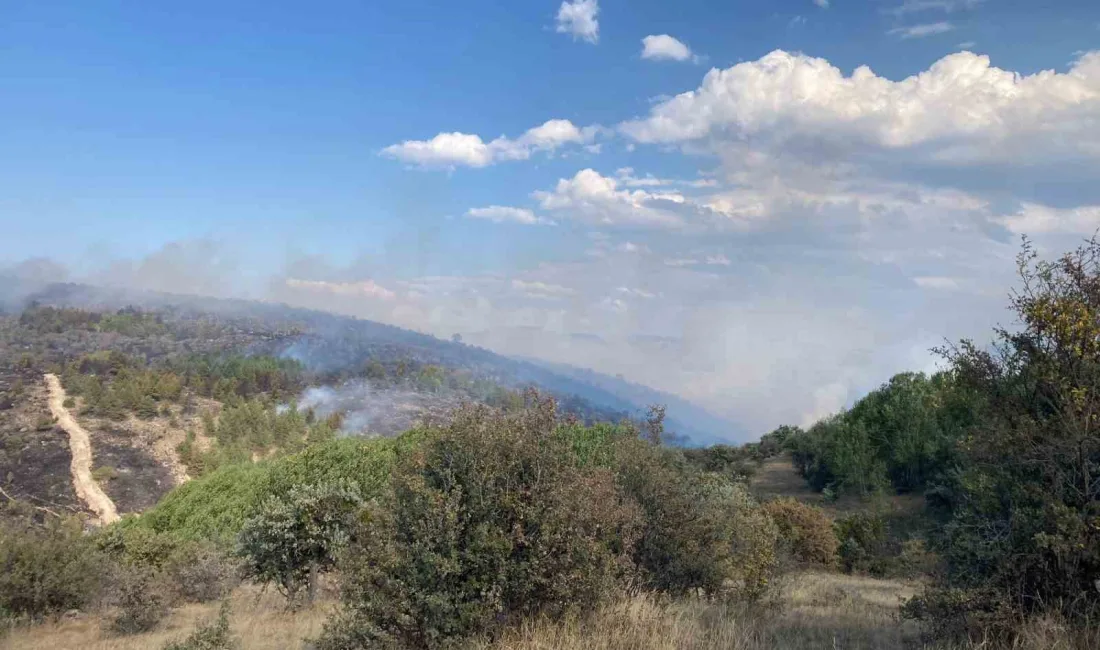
left=319, top=397, right=642, bottom=649
left=912, top=237, right=1100, bottom=635
left=236, top=481, right=363, bottom=605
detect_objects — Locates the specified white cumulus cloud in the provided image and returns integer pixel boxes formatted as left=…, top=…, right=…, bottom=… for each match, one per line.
left=383, top=119, right=598, bottom=169
left=465, top=206, right=552, bottom=225
left=533, top=169, right=698, bottom=228
left=619, top=49, right=1100, bottom=169
left=556, top=0, right=599, bottom=44
left=996, top=203, right=1100, bottom=234
left=641, top=35, right=697, bottom=62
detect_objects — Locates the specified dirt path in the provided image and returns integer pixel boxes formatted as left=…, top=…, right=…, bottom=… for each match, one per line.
left=44, top=374, right=120, bottom=525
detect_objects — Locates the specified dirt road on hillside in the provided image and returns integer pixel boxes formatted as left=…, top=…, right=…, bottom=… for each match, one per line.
left=44, top=374, right=120, bottom=525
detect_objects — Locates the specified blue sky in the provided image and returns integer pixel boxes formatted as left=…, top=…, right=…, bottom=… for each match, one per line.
left=3, top=0, right=1100, bottom=438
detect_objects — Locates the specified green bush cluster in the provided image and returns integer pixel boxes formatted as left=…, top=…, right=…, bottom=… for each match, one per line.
left=787, top=371, right=977, bottom=498
left=763, top=498, right=839, bottom=569
left=316, top=395, right=777, bottom=649
left=104, top=564, right=173, bottom=635
left=237, top=481, right=363, bottom=604
left=60, top=351, right=305, bottom=423
left=834, top=511, right=889, bottom=575
left=0, top=517, right=105, bottom=621
left=17, top=305, right=170, bottom=337
left=168, top=354, right=305, bottom=401
left=136, top=436, right=415, bottom=544
left=178, top=398, right=336, bottom=476
left=96, top=525, right=239, bottom=604
left=904, top=238, right=1100, bottom=638
left=679, top=425, right=796, bottom=483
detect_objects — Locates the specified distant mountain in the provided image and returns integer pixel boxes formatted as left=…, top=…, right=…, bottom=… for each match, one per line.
left=5, top=279, right=743, bottom=444
left=516, top=357, right=745, bottom=445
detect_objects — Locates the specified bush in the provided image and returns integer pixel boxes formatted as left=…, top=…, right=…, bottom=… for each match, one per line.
left=913, top=238, right=1100, bottom=634
left=237, top=481, right=362, bottom=605
left=92, top=465, right=119, bottom=484
left=612, top=437, right=777, bottom=599
left=97, top=525, right=238, bottom=604
left=105, top=564, right=172, bottom=635
left=0, top=518, right=105, bottom=619
left=713, top=479, right=780, bottom=601
left=834, top=511, right=887, bottom=574
left=96, top=524, right=179, bottom=569
left=137, top=435, right=411, bottom=545
left=787, top=371, right=975, bottom=498
left=318, top=398, right=642, bottom=649
left=162, top=601, right=238, bottom=650
left=166, top=541, right=238, bottom=603
left=763, top=498, right=839, bottom=568
left=893, top=538, right=941, bottom=578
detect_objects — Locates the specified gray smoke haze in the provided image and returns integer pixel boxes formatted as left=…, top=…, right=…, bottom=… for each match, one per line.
left=0, top=223, right=1046, bottom=442
left=292, top=380, right=465, bottom=438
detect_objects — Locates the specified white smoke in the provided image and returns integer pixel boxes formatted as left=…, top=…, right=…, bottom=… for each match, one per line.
left=289, top=380, right=466, bottom=437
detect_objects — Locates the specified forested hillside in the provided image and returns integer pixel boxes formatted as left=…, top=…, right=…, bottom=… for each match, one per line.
left=1, top=278, right=734, bottom=440
left=3, top=239, right=1100, bottom=650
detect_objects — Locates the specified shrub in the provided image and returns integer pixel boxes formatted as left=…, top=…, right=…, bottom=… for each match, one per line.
left=92, top=465, right=119, bottom=483
left=96, top=524, right=179, bottom=569
left=713, top=479, right=780, bottom=601
left=763, top=498, right=839, bottom=568
left=913, top=238, right=1100, bottom=634
left=237, top=481, right=362, bottom=605
left=162, top=601, right=238, bottom=650
left=680, top=444, right=758, bottom=483
left=97, top=525, right=238, bottom=604
left=0, top=518, right=105, bottom=619
left=787, top=372, right=975, bottom=498
left=894, top=538, right=941, bottom=578
left=105, top=564, right=172, bottom=635
left=611, top=437, right=776, bottom=599
left=138, top=435, right=411, bottom=545
left=834, top=511, right=887, bottom=574
left=318, top=397, right=642, bottom=650
left=166, top=541, right=238, bottom=603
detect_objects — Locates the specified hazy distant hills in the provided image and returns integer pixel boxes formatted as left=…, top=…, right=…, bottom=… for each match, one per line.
left=516, top=358, right=744, bottom=445
left=2, top=277, right=744, bottom=445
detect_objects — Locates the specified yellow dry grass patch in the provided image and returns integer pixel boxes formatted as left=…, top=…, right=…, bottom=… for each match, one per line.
left=475, top=570, right=923, bottom=650
left=750, top=453, right=924, bottom=519
left=1, top=587, right=332, bottom=650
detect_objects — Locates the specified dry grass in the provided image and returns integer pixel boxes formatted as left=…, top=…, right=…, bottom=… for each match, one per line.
left=0, top=586, right=333, bottom=650
left=6, top=571, right=1093, bottom=650
left=750, top=453, right=924, bottom=519
left=473, top=570, right=923, bottom=650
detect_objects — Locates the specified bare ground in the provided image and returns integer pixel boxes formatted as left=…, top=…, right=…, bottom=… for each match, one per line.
left=44, top=374, right=118, bottom=525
